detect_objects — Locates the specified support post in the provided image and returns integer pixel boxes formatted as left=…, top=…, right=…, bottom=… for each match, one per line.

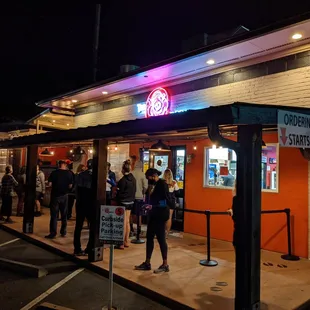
left=23, top=145, right=38, bottom=233
left=199, top=211, right=218, bottom=267
left=281, top=208, right=300, bottom=261
left=235, top=125, right=262, bottom=310
left=88, top=139, right=107, bottom=262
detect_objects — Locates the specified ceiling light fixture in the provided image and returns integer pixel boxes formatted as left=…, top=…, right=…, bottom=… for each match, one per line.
left=292, top=33, right=302, bottom=40
left=149, top=140, right=170, bottom=151
left=72, top=99, right=78, bottom=103
left=102, top=91, right=108, bottom=95
left=206, top=59, right=215, bottom=65
left=40, top=148, right=53, bottom=156
left=67, top=123, right=70, bottom=126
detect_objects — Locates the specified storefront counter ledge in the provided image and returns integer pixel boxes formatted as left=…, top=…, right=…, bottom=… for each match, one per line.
left=1, top=212, right=310, bottom=310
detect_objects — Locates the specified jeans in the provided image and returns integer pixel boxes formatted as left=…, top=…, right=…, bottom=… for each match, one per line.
left=73, top=200, right=91, bottom=252
left=49, top=195, right=68, bottom=236
left=67, top=194, right=75, bottom=218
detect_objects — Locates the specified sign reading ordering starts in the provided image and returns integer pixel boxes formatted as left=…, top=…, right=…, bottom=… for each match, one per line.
left=278, top=110, right=310, bottom=148
left=99, top=206, right=125, bottom=245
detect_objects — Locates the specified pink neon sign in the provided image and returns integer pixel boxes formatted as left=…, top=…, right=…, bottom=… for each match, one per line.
left=146, top=87, right=170, bottom=118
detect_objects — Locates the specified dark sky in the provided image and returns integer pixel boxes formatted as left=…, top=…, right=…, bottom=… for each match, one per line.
left=1, top=2, right=310, bottom=121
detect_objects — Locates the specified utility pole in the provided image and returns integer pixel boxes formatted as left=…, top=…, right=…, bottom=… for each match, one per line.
left=93, top=4, right=101, bottom=82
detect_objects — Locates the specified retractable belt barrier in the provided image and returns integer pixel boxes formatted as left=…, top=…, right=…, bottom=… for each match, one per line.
left=183, top=207, right=300, bottom=267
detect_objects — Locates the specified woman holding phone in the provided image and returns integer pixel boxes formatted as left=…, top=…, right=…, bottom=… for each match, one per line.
left=135, top=168, right=173, bottom=274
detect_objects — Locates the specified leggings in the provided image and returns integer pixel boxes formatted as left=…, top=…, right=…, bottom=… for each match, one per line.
left=146, top=216, right=168, bottom=261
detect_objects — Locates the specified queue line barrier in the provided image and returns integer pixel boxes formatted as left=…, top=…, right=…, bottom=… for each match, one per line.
left=183, top=208, right=300, bottom=267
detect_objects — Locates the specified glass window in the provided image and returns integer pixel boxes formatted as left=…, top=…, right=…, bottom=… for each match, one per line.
left=204, top=144, right=279, bottom=192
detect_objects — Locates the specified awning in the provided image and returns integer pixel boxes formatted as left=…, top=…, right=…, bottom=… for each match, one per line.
left=1, top=102, right=310, bottom=148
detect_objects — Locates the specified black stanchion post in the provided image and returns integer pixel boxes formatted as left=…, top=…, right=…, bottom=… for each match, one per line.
left=131, top=201, right=145, bottom=244
left=200, top=210, right=218, bottom=267
left=281, top=208, right=299, bottom=261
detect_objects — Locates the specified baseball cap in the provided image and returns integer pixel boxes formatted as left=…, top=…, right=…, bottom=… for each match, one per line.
left=145, top=168, right=162, bottom=178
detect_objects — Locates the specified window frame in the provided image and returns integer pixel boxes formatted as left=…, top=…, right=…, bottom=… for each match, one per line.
left=203, top=143, right=279, bottom=193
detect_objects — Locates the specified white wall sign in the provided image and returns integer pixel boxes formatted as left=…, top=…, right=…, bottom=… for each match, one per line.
left=278, top=110, right=310, bottom=148
left=99, top=205, right=125, bottom=245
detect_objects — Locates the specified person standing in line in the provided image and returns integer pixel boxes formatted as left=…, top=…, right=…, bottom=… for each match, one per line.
left=73, top=159, right=93, bottom=256
left=16, top=166, right=26, bottom=216
left=135, top=168, right=173, bottom=274
left=106, top=169, right=116, bottom=205
left=163, top=168, right=180, bottom=237
left=228, top=181, right=237, bottom=253
left=66, top=161, right=76, bottom=220
left=131, top=160, right=148, bottom=237
left=0, top=166, right=18, bottom=223
left=107, top=162, right=116, bottom=184
left=129, top=155, right=137, bottom=172
left=117, top=160, right=136, bottom=249
left=35, top=165, right=45, bottom=217
left=45, top=160, right=73, bottom=239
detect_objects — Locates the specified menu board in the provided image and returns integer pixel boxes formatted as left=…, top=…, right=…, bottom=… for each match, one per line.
left=108, top=144, right=129, bottom=181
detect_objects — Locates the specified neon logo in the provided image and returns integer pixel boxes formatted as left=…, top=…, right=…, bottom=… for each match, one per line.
left=146, top=87, right=170, bottom=118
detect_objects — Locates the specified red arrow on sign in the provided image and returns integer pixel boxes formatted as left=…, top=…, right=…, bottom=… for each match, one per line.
left=280, top=127, right=288, bottom=145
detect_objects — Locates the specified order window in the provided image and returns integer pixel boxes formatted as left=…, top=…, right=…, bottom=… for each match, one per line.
left=204, top=144, right=279, bottom=192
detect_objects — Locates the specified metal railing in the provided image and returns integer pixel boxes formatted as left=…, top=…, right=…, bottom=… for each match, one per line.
left=183, top=207, right=300, bottom=267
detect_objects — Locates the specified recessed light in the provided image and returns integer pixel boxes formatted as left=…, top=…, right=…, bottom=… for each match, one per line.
left=102, top=91, right=108, bottom=95
left=206, top=59, right=215, bottom=65
left=292, top=33, right=302, bottom=40
left=50, top=151, right=54, bottom=155
left=67, top=123, right=70, bottom=126
left=52, top=120, right=56, bottom=123
left=42, top=114, right=46, bottom=117
left=72, top=99, right=78, bottom=103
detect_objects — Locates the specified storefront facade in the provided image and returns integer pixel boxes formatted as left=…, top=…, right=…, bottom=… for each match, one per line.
left=9, top=17, right=310, bottom=258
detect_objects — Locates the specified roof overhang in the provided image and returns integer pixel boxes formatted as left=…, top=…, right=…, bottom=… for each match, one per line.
left=36, top=13, right=310, bottom=111
left=2, top=102, right=310, bottom=148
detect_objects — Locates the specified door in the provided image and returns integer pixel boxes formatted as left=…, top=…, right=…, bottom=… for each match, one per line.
left=170, top=146, right=186, bottom=231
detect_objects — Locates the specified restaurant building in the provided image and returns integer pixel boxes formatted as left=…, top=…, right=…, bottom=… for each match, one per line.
left=4, top=16, right=310, bottom=259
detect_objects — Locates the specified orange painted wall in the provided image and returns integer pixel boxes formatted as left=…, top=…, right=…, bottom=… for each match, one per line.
left=130, top=132, right=309, bottom=258
left=38, top=147, right=72, bottom=165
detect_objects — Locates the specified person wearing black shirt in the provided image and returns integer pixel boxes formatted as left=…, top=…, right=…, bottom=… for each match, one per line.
left=135, top=168, right=173, bottom=274
left=66, top=161, right=76, bottom=220
left=46, top=160, right=73, bottom=239
left=73, top=159, right=93, bottom=256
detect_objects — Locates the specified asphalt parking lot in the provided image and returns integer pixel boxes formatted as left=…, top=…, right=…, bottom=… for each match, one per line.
left=0, top=228, right=169, bottom=310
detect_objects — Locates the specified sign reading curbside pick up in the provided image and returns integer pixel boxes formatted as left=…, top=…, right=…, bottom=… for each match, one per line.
left=278, top=110, right=310, bottom=148
left=99, top=205, right=125, bottom=245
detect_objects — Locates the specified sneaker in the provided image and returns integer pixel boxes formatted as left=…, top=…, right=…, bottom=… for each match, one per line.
left=135, top=262, right=151, bottom=271
left=45, top=234, right=56, bottom=239
left=74, top=249, right=86, bottom=256
left=5, top=218, right=13, bottom=224
left=154, top=264, right=169, bottom=274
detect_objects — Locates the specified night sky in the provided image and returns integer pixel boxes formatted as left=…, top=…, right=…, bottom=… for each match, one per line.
left=1, top=2, right=310, bottom=121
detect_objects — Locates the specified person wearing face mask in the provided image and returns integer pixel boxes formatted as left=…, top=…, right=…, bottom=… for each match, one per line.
left=135, top=168, right=173, bottom=274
